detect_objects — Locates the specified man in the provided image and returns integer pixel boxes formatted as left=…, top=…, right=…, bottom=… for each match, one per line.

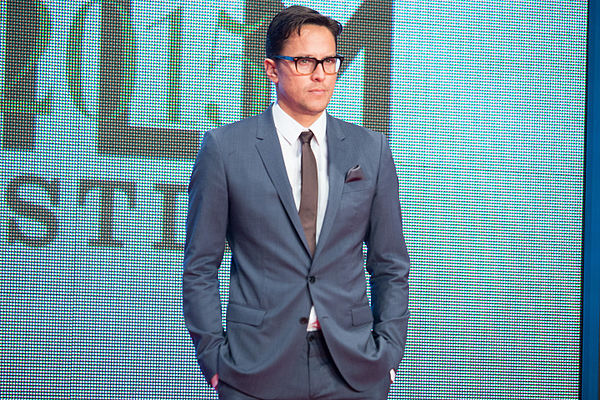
left=183, top=5, right=409, bottom=400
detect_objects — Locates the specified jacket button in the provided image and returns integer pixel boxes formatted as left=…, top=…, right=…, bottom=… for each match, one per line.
left=308, top=276, right=316, bottom=284
left=299, top=317, right=308, bottom=324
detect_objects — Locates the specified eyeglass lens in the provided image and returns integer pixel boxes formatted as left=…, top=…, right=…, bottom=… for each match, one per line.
left=295, top=57, right=340, bottom=74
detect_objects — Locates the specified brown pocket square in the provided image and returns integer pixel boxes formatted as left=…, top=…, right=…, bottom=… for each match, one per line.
left=345, top=165, right=364, bottom=182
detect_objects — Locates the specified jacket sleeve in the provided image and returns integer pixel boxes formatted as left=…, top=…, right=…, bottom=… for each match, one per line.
left=182, top=130, right=228, bottom=384
left=364, top=134, right=410, bottom=369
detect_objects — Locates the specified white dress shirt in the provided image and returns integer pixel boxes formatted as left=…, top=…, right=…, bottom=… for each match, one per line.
left=272, top=102, right=328, bottom=331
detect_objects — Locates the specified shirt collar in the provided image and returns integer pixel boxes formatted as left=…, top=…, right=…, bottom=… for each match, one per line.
left=272, top=102, right=327, bottom=146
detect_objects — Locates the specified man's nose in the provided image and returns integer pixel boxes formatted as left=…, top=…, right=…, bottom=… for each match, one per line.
left=311, top=62, right=326, bottom=80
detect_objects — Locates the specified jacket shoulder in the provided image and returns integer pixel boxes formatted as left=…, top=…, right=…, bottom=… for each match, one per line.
left=205, top=110, right=269, bottom=142
left=327, top=114, right=384, bottom=149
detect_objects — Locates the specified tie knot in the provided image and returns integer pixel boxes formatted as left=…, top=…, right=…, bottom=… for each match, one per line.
left=300, top=130, right=314, bottom=145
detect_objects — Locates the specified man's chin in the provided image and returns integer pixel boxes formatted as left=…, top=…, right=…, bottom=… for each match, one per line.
left=305, top=100, right=332, bottom=115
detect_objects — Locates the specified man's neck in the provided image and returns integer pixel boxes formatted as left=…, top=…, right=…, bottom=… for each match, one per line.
left=277, top=103, right=324, bottom=128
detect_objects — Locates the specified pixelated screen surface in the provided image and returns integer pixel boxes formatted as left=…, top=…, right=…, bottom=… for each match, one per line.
left=0, top=0, right=585, bottom=398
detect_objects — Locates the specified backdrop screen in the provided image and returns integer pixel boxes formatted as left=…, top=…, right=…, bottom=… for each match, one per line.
left=0, top=0, right=586, bottom=398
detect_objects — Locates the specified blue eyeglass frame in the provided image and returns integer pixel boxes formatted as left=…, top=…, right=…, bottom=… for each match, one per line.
left=272, top=55, right=345, bottom=74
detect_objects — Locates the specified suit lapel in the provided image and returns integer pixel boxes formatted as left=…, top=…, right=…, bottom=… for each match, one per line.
left=314, top=115, right=353, bottom=260
left=254, top=108, right=311, bottom=254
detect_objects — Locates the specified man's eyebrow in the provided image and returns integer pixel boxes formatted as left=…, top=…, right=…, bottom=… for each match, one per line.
left=295, top=55, right=338, bottom=58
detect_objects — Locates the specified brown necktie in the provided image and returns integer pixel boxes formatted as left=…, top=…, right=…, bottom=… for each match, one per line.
left=299, top=130, right=318, bottom=256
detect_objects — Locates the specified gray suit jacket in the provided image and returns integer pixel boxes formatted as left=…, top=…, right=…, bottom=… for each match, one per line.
left=183, top=107, right=409, bottom=399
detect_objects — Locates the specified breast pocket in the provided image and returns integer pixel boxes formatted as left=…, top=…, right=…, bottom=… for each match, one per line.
left=339, top=179, right=374, bottom=231
left=342, top=179, right=371, bottom=193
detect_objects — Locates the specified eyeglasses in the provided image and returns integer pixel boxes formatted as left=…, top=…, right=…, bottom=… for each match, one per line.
left=272, top=55, right=344, bottom=75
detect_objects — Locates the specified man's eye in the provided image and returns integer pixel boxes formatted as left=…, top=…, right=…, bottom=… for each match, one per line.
left=297, top=58, right=312, bottom=65
left=323, top=58, right=336, bottom=64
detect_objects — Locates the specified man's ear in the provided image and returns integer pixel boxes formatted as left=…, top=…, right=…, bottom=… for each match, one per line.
left=264, top=58, right=278, bottom=84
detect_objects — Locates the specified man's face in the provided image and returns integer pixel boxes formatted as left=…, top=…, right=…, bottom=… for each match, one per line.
left=265, top=24, right=338, bottom=127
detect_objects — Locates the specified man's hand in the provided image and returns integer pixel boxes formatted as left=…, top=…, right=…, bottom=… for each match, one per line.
left=211, top=373, right=219, bottom=389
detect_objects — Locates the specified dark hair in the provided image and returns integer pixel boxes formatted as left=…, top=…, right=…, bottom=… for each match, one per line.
left=265, top=5, right=343, bottom=58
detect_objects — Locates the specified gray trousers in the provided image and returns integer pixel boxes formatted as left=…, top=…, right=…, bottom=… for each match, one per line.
left=217, top=331, right=391, bottom=400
